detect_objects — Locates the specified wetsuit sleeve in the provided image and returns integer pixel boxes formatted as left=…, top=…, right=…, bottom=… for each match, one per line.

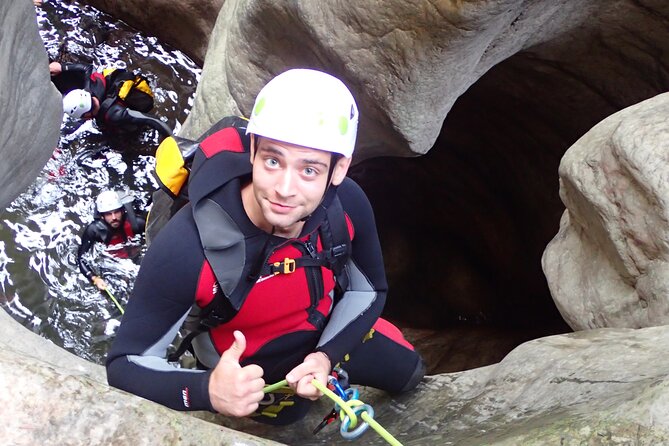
left=105, top=207, right=216, bottom=412
left=77, top=222, right=105, bottom=281
left=51, top=63, right=94, bottom=94
left=103, top=103, right=173, bottom=137
left=61, top=63, right=93, bottom=76
left=315, top=178, right=388, bottom=364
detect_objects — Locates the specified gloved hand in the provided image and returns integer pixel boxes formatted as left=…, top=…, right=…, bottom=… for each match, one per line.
left=92, top=276, right=107, bottom=291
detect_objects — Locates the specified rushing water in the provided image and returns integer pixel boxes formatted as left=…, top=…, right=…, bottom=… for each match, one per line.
left=0, top=0, right=200, bottom=364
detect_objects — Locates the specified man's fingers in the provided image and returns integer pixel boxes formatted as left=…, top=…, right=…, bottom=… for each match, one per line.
left=241, top=363, right=264, bottom=380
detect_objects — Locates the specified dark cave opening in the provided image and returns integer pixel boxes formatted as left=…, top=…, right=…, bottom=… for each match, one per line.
left=348, top=45, right=664, bottom=374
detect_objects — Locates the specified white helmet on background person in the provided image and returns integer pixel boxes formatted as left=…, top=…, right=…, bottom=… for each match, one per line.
left=63, top=89, right=92, bottom=119
left=96, top=190, right=123, bottom=213
left=246, top=69, right=359, bottom=158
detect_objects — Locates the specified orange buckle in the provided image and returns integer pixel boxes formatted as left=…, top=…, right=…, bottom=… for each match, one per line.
left=273, top=258, right=296, bottom=274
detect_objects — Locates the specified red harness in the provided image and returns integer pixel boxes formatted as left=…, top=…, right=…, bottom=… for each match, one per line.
left=106, top=220, right=136, bottom=259
left=194, top=224, right=353, bottom=362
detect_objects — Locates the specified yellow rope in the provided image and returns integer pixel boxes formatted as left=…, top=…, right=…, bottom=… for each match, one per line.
left=264, top=379, right=403, bottom=445
left=104, top=288, right=125, bottom=314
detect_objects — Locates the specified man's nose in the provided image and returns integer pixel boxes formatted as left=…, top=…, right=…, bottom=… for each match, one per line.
left=275, top=169, right=296, bottom=197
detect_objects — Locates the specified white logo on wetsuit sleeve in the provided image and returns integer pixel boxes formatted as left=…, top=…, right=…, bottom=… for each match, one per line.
left=181, top=387, right=191, bottom=408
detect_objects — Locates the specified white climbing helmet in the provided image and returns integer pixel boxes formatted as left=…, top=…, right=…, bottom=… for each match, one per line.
left=63, top=89, right=92, bottom=119
left=96, top=190, right=122, bottom=213
left=246, top=69, right=359, bottom=158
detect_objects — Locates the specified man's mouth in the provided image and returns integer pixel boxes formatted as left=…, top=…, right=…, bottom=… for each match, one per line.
left=268, top=200, right=295, bottom=214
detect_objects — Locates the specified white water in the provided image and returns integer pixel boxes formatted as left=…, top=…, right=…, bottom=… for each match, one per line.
left=0, top=0, right=200, bottom=364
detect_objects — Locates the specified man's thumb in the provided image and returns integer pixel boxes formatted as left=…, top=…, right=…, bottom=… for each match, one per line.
left=221, top=330, right=246, bottom=364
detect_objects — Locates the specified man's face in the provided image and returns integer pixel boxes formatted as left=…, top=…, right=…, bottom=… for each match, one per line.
left=102, top=209, right=123, bottom=229
left=248, top=137, right=350, bottom=237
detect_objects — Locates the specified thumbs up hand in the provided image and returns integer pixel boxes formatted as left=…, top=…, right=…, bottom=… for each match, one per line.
left=208, top=330, right=265, bottom=416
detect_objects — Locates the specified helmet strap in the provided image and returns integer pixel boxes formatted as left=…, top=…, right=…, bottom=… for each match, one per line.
left=326, top=153, right=342, bottom=187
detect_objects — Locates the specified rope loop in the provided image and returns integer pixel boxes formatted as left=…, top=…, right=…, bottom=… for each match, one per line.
left=340, top=403, right=374, bottom=439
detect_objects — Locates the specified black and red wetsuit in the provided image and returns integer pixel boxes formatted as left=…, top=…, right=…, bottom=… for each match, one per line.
left=77, top=210, right=146, bottom=281
left=52, top=62, right=171, bottom=137
left=106, top=123, right=425, bottom=424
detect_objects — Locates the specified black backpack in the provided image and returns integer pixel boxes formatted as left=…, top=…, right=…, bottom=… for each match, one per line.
left=100, top=68, right=155, bottom=113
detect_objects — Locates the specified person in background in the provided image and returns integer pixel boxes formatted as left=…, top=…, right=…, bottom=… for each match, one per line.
left=77, top=190, right=146, bottom=291
left=49, top=61, right=172, bottom=138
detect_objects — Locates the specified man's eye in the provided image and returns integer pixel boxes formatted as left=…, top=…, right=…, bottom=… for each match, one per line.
left=304, top=167, right=317, bottom=176
left=265, top=158, right=279, bottom=167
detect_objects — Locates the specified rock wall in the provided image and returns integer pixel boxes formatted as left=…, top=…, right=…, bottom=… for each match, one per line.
left=6, top=299, right=669, bottom=445
left=81, top=0, right=224, bottom=66
left=180, top=0, right=595, bottom=160
left=0, top=0, right=61, bottom=209
left=0, top=309, right=278, bottom=445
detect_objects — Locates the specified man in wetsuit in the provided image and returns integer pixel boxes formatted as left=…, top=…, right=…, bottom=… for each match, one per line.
left=78, top=190, right=146, bottom=291
left=106, top=69, right=425, bottom=424
left=49, top=61, right=172, bottom=138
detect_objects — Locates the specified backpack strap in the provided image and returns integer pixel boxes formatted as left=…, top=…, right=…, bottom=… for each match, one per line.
left=257, top=199, right=351, bottom=283
left=97, top=69, right=137, bottom=116
left=321, top=194, right=351, bottom=290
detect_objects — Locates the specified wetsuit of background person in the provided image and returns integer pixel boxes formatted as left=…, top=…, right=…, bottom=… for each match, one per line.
left=78, top=190, right=146, bottom=291
left=49, top=61, right=172, bottom=138
left=106, top=69, right=425, bottom=425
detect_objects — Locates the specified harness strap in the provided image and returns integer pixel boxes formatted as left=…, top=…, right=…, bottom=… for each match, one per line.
left=323, top=195, right=351, bottom=290
left=261, top=254, right=344, bottom=276
left=167, top=329, right=202, bottom=363
left=167, top=285, right=237, bottom=362
left=123, top=203, right=142, bottom=234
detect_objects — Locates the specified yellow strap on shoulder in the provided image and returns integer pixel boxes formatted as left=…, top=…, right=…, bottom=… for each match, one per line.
left=118, top=79, right=134, bottom=100
left=133, top=77, right=154, bottom=96
left=101, top=67, right=117, bottom=77
left=155, top=136, right=189, bottom=196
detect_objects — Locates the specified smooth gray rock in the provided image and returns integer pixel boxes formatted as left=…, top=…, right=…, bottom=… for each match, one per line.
left=0, top=0, right=61, bottom=209
left=7, top=300, right=669, bottom=445
left=543, top=92, right=669, bottom=330
left=180, top=0, right=599, bottom=160
left=0, top=309, right=281, bottom=445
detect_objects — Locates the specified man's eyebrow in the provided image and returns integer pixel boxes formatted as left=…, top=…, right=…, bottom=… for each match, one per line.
left=258, top=146, right=284, bottom=157
left=258, top=145, right=329, bottom=168
left=300, top=157, right=329, bottom=168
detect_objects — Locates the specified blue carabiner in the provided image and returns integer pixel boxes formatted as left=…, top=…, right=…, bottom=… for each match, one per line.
left=340, top=404, right=375, bottom=440
left=328, top=375, right=348, bottom=400
left=335, top=387, right=359, bottom=412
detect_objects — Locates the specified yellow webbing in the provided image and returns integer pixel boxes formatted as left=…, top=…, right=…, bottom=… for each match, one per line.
left=119, top=77, right=153, bottom=98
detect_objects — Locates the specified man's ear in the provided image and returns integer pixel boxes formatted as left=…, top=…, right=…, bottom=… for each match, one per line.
left=330, top=156, right=352, bottom=186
